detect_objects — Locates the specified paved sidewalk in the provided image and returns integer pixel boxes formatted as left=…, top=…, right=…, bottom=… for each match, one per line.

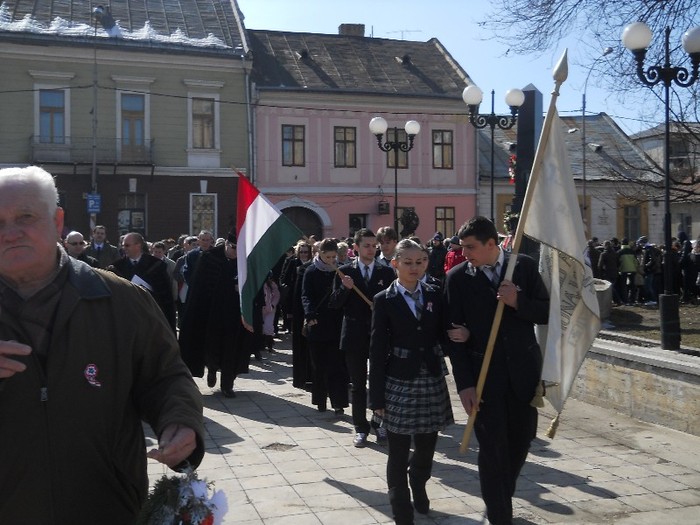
left=147, top=335, right=700, bottom=524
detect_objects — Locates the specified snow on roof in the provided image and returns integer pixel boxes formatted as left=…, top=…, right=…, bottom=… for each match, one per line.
left=0, top=3, right=230, bottom=49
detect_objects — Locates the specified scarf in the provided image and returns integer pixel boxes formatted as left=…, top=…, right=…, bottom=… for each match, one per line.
left=312, top=255, right=336, bottom=273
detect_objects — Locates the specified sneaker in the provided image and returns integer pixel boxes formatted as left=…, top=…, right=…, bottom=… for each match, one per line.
left=645, top=301, right=657, bottom=306
left=375, top=425, right=388, bottom=445
left=353, top=432, right=368, bottom=448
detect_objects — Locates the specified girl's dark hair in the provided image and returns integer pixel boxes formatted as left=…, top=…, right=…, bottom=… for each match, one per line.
left=319, top=237, right=338, bottom=253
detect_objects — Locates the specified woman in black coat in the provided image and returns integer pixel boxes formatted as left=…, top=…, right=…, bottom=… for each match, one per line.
left=369, top=239, right=453, bottom=524
left=302, top=238, right=349, bottom=413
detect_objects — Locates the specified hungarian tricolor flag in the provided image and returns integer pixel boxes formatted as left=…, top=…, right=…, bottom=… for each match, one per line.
left=236, top=174, right=303, bottom=326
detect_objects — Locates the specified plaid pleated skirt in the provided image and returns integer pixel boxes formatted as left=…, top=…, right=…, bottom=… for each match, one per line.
left=382, top=361, right=454, bottom=435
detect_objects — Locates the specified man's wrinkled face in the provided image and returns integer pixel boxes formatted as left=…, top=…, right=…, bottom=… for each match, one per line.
left=198, top=233, right=214, bottom=251
left=0, top=178, right=63, bottom=285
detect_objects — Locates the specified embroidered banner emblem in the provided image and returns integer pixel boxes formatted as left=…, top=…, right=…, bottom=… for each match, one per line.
left=84, top=364, right=102, bottom=387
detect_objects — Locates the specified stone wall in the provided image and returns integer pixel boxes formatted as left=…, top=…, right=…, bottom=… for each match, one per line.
left=570, top=338, right=700, bottom=436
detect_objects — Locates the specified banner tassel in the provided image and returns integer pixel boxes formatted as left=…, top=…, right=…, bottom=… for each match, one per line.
left=546, top=413, right=561, bottom=439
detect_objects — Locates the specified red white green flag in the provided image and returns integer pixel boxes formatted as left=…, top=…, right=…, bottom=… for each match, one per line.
left=236, top=174, right=303, bottom=326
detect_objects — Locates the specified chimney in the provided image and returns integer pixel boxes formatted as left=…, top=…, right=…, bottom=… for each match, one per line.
left=338, top=24, right=365, bottom=37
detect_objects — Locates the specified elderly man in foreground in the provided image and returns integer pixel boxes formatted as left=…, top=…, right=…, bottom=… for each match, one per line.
left=0, top=166, right=205, bottom=523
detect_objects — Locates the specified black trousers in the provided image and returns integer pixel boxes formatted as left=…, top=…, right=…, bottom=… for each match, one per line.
left=386, top=431, right=438, bottom=524
left=474, top=390, right=538, bottom=525
left=345, top=340, right=378, bottom=434
left=308, top=340, right=349, bottom=410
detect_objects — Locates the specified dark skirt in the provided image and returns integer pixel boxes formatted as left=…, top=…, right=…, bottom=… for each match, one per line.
left=383, top=362, right=454, bottom=435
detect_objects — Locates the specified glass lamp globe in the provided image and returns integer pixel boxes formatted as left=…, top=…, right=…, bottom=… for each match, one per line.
left=622, top=22, right=653, bottom=51
left=505, top=88, right=525, bottom=107
left=682, top=26, right=700, bottom=54
left=462, top=85, right=483, bottom=106
left=404, top=120, right=421, bottom=136
left=369, top=116, right=388, bottom=135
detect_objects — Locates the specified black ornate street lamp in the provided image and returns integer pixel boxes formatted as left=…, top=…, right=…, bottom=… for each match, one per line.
left=462, top=86, right=525, bottom=223
left=622, top=22, right=700, bottom=350
left=369, top=117, right=421, bottom=233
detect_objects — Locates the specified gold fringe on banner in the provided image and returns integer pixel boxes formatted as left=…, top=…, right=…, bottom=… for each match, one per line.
left=546, top=413, right=560, bottom=439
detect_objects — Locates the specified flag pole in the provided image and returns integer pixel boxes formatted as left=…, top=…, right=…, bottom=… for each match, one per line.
left=459, top=50, right=569, bottom=453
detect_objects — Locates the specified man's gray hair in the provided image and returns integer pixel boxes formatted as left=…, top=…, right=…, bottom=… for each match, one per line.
left=0, top=166, right=58, bottom=214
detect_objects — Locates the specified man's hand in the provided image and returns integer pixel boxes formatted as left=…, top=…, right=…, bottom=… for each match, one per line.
left=447, top=323, right=470, bottom=343
left=497, top=279, right=520, bottom=309
left=341, top=274, right=354, bottom=290
left=0, top=340, right=31, bottom=379
left=147, top=424, right=197, bottom=469
left=374, top=408, right=385, bottom=418
left=458, top=387, right=479, bottom=415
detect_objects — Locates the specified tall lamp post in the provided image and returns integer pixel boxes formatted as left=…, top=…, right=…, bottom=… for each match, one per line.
left=622, top=22, right=700, bottom=350
left=462, top=86, right=525, bottom=224
left=369, top=117, right=421, bottom=233
left=582, top=47, right=614, bottom=233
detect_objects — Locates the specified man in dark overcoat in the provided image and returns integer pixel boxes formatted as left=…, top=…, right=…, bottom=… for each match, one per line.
left=108, top=232, right=176, bottom=331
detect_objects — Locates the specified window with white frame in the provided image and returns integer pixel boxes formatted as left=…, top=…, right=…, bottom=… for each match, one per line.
left=184, top=80, right=223, bottom=168
left=192, top=98, right=215, bottom=149
left=39, top=89, right=65, bottom=144
left=30, top=71, right=74, bottom=146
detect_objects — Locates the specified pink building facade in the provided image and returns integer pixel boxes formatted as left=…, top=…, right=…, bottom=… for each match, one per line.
left=248, top=28, right=478, bottom=242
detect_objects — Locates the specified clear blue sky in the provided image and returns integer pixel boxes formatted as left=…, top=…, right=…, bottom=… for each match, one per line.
left=237, top=0, right=651, bottom=134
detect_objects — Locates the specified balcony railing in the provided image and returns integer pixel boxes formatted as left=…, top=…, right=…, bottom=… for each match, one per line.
left=30, top=136, right=154, bottom=165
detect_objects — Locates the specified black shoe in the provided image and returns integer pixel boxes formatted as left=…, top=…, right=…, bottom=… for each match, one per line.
left=254, top=351, right=263, bottom=361
left=221, top=388, right=236, bottom=398
left=317, top=404, right=327, bottom=412
left=333, top=408, right=344, bottom=416
left=410, top=480, right=430, bottom=514
left=207, top=371, right=216, bottom=388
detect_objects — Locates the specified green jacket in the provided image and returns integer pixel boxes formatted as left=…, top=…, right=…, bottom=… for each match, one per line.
left=0, top=258, right=204, bottom=524
left=617, top=246, right=639, bottom=274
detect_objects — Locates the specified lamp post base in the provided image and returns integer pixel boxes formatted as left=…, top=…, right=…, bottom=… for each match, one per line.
left=659, top=293, right=680, bottom=350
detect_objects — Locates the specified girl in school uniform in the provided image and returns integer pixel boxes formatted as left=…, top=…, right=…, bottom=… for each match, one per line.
left=369, top=239, right=454, bottom=525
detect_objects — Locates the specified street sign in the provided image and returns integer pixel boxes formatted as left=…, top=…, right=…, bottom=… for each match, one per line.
left=87, top=193, right=101, bottom=214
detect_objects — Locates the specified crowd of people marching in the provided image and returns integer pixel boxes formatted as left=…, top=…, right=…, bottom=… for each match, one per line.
left=13, top=172, right=697, bottom=525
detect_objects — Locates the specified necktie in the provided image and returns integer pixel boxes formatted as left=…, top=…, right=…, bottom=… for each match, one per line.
left=487, top=262, right=500, bottom=288
left=363, top=264, right=371, bottom=284
left=95, top=246, right=102, bottom=257
left=405, top=289, right=423, bottom=320
left=131, top=259, right=138, bottom=267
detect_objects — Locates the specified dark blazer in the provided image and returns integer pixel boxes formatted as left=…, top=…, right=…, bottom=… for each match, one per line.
left=329, top=259, right=395, bottom=352
left=85, top=242, right=121, bottom=269
left=369, top=281, right=445, bottom=410
left=444, top=252, right=549, bottom=404
left=108, top=254, right=177, bottom=331
left=301, top=263, right=343, bottom=343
